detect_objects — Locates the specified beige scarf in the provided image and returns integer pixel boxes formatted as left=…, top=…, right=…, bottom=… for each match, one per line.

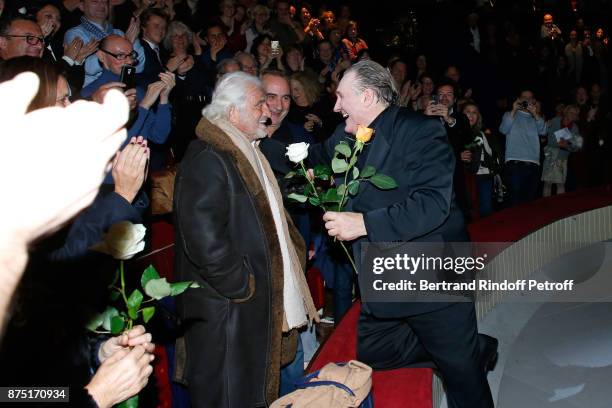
left=212, top=119, right=318, bottom=331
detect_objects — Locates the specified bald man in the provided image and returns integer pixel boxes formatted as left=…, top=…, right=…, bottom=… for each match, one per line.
left=541, top=13, right=562, bottom=40
left=80, top=35, right=174, bottom=162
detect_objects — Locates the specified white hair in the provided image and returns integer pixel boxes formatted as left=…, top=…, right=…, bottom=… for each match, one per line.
left=202, top=71, right=263, bottom=122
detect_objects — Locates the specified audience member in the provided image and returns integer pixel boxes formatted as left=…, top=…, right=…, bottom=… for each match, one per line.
left=63, top=0, right=145, bottom=86
left=269, top=0, right=304, bottom=47
left=542, top=105, right=582, bottom=196
left=499, top=89, right=547, bottom=206
left=137, top=7, right=169, bottom=87
left=461, top=101, right=504, bottom=217
left=0, top=16, right=44, bottom=60
left=341, top=21, right=367, bottom=62
left=235, top=50, right=258, bottom=76
left=244, top=4, right=271, bottom=53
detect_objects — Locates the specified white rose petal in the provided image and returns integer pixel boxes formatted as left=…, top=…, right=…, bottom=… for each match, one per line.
left=286, top=142, right=309, bottom=163
left=90, top=221, right=147, bottom=260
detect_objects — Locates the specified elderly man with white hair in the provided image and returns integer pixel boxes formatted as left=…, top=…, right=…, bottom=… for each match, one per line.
left=173, top=72, right=318, bottom=408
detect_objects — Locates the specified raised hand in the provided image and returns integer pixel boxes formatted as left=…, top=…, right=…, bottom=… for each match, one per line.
left=112, top=137, right=150, bottom=203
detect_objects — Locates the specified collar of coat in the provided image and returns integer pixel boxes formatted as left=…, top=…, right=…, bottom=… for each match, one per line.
left=196, top=117, right=266, bottom=197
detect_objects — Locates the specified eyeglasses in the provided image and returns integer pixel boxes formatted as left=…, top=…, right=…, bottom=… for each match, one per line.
left=1, top=34, right=44, bottom=46
left=99, top=48, right=138, bottom=61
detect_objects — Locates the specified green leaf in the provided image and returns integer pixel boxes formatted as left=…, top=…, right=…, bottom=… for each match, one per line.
left=109, top=291, right=120, bottom=302
left=370, top=173, right=398, bottom=190
left=144, top=278, right=173, bottom=300
left=349, top=155, right=358, bottom=168
left=85, top=313, right=104, bottom=332
left=284, top=171, right=296, bottom=179
left=190, top=282, right=201, bottom=288
left=101, top=306, right=119, bottom=331
left=352, top=167, right=359, bottom=180
left=348, top=180, right=360, bottom=195
left=170, top=281, right=192, bottom=296
left=110, top=315, right=125, bottom=334
left=322, top=188, right=340, bottom=203
left=141, top=265, right=160, bottom=290
left=117, top=395, right=139, bottom=408
left=331, top=157, right=349, bottom=173
left=360, top=165, right=376, bottom=178
left=142, top=307, right=156, bottom=323
left=337, top=183, right=346, bottom=198
left=313, top=164, right=332, bottom=181
left=287, top=193, right=308, bottom=203
left=127, top=289, right=144, bottom=310
left=303, top=182, right=313, bottom=196
left=128, top=306, right=139, bottom=320
left=308, top=197, right=321, bottom=206
left=334, top=142, right=352, bottom=157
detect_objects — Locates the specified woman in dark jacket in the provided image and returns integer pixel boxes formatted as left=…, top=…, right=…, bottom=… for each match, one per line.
left=288, top=70, right=342, bottom=143
left=461, top=101, right=504, bottom=217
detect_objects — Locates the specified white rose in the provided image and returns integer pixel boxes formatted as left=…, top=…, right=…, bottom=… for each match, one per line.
left=286, top=142, right=309, bottom=163
left=91, top=221, right=146, bottom=260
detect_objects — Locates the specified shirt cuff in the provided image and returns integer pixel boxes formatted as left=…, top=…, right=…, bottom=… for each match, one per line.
left=62, top=55, right=79, bottom=66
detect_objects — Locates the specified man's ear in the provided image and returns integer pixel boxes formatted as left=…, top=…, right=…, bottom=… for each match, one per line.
left=362, top=88, right=375, bottom=107
left=78, top=1, right=85, bottom=13
left=96, top=50, right=106, bottom=67
left=228, top=105, right=239, bottom=126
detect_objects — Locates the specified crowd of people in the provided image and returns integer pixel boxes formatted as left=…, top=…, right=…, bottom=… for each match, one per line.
left=0, top=0, right=610, bottom=407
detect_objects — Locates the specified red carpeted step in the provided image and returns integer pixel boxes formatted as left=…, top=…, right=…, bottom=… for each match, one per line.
left=309, top=301, right=433, bottom=408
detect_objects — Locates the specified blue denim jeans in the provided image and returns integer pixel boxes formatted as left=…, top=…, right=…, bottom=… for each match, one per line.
left=279, top=334, right=304, bottom=396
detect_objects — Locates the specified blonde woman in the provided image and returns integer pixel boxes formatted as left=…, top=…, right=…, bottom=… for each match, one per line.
left=542, top=105, right=582, bottom=196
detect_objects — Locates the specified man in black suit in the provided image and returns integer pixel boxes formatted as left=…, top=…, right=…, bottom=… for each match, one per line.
left=425, top=79, right=474, bottom=220
left=137, top=8, right=169, bottom=88
left=308, top=60, right=495, bottom=408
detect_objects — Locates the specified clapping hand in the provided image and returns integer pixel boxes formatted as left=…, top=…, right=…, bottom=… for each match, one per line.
left=177, top=55, right=194, bottom=75
left=158, top=71, right=176, bottom=103
left=40, top=19, right=57, bottom=37
left=304, top=113, right=322, bottom=132
left=112, top=137, right=150, bottom=203
left=125, top=16, right=141, bottom=44
left=140, top=81, right=165, bottom=109
left=75, top=39, right=99, bottom=64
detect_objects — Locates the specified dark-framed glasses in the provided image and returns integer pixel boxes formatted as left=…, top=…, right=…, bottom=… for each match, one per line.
left=99, top=48, right=138, bottom=61
left=1, top=34, right=44, bottom=46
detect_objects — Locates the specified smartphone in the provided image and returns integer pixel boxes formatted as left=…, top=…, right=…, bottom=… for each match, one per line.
left=120, top=65, right=136, bottom=89
left=271, top=40, right=279, bottom=53
left=431, top=94, right=439, bottom=104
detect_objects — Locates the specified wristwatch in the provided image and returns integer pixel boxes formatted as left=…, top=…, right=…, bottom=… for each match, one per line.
left=447, top=117, right=457, bottom=128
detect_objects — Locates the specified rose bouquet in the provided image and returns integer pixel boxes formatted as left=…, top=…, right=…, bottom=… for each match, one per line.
left=284, top=126, right=397, bottom=272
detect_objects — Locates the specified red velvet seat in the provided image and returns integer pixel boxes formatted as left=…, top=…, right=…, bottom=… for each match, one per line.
left=308, top=301, right=433, bottom=408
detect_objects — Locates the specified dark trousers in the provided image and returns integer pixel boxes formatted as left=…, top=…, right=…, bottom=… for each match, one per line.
left=357, top=302, right=493, bottom=408
left=504, top=160, right=540, bottom=207
left=476, top=175, right=494, bottom=217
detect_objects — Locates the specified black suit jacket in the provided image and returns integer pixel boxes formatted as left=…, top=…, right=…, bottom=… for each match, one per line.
left=42, top=42, right=85, bottom=95
left=137, top=39, right=166, bottom=88
left=309, top=105, right=468, bottom=317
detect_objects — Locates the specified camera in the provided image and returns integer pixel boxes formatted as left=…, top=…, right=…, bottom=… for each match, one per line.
left=519, top=101, right=529, bottom=110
